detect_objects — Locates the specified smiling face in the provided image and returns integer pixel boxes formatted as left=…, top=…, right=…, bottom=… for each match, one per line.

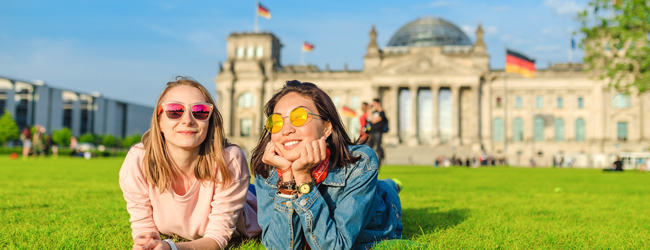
left=271, top=92, right=332, bottom=161
left=158, top=85, right=210, bottom=153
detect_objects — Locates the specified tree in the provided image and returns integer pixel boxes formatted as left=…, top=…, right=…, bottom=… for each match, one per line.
left=0, top=110, right=20, bottom=146
left=52, top=128, right=73, bottom=147
left=79, top=133, right=96, bottom=144
left=101, top=134, right=118, bottom=147
left=121, top=133, right=142, bottom=148
left=578, top=0, right=650, bottom=93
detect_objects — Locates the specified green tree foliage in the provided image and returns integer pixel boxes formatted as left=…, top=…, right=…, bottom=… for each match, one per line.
left=52, top=128, right=73, bottom=147
left=101, top=134, right=118, bottom=147
left=78, top=133, right=96, bottom=144
left=121, top=133, right=142, bottom=148
left=578, top=0, right=650, bottom=93
left=0, top=110, right=20, bottom=146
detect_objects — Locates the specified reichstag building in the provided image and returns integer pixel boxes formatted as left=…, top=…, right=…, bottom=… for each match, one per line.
left=215, top=17, right=650, bottom=167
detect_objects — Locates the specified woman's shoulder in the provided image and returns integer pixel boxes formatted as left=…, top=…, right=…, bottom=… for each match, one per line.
left=343, top=144, right=379, bottom=173
left=119, top=143, right=147, bottom=181
left=221, top=145, right=249, bottom=177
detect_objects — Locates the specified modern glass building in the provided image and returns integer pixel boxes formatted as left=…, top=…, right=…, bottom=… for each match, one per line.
left=0, top=75, right=153, bottom=139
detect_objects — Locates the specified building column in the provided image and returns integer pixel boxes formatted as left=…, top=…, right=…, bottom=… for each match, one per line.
left=408, top=85, right=418, bottom=146
left=222, top=85, right=233, bottom=136
left=472, top=85, right=481, bottom=143
left=451, top=85, right=460, bottom=145
left=430, top=84, right=439, bottom=146
left=254, top=86, right=263, bottom=137
left=385, top=86, right=399, bottom=145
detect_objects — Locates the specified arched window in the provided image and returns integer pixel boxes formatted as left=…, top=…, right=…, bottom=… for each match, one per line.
left=240, top=118, right=252, bottom=137
left=611, top=93, right=631, bottom=108
left=256, top=46, right=263, bottom=58
left=513, top=118, right=523, bottom=142
left=493, top=118, right=504, bottom=142
left=237, top=92, right=254, bottom=108
left=575, top=118, right=585, bottom=141
left=236, top=46, right=244, bottom=58
left=554, top=118, right=564, bottom=141
left=246, top=46, right=254, bottom=58
left=534, top=116, right=544, bottom=141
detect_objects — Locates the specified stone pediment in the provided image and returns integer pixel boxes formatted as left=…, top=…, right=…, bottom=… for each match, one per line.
left=379, top=54, right=479, bottom=76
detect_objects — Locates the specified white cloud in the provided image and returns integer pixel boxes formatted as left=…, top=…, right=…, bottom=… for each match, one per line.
left=543, top=0, right=583, bottom=15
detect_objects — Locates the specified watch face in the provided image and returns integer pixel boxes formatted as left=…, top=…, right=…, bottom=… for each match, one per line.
left=299, top=184, right=311, bottom=194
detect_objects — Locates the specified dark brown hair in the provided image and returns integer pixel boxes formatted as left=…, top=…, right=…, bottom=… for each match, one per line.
left=251, top=80, right=364, bottom=178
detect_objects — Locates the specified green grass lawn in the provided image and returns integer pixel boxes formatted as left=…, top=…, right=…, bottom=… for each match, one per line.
left=1, top=156, right=648, bottom=249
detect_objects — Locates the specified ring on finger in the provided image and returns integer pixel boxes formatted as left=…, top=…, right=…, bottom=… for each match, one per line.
left=314, top=146, right=319, bottom=149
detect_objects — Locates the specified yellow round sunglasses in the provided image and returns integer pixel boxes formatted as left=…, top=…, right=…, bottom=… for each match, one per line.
left=265, top=107, right=326, bottom=134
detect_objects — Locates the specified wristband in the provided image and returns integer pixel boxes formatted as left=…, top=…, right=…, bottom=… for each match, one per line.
left=278, top=166, right=292, bottom=176
left=163, top=239, right=178, bottom=250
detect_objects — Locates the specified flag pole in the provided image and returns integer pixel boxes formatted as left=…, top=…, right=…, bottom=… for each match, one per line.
left=301, top=41, right=305, bottom=65
left=569, top=35, right=573, bottom=63
left=504, top=43, right=509, bottom=166
left=254, top=0, right=259, bottom=33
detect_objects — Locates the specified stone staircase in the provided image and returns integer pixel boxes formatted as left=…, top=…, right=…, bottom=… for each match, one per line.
left=382, top=143, right=480, bottom=165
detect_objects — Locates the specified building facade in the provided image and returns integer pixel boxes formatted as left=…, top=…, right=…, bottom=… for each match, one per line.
left=0, top=76, right=153, bottom=140
left=215, top=17, right=650, bottom=167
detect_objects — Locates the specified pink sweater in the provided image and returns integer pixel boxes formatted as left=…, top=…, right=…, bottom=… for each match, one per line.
left=119, top=144, right=261, bottom=249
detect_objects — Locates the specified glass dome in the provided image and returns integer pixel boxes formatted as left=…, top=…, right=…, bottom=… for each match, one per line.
left=387, top=17, right=473, bottom=47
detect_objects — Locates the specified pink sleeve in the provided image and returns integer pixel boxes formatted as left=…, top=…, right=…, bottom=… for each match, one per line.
left=118, top=146, right=158, bottom=239
left=203, top=146, right=251, bottom=249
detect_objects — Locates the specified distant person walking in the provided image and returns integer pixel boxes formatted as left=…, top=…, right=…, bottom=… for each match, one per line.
left=20, top=128, right=31, bottom=159
left=359, top=102, right=370, bottom=141
left=366, top=98, right=387, bottom=166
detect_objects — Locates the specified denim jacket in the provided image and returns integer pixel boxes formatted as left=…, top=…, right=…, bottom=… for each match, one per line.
left=255, top=144, right=403, bottom=250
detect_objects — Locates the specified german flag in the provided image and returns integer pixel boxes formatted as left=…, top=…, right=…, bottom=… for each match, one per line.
left=303, top=42, right=314, bottom=52
left=341, top=106, right=357, bottom=117
left=505, top=49, right=535, bottom=78
left=258, top=3, right=271, bottom=19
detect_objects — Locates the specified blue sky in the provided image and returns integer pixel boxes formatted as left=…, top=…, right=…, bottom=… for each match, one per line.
left=0, top=0, right=588, bottom=106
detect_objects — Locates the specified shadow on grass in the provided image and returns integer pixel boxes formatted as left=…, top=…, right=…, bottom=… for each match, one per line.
left=402, top=207, right=470, bottom=238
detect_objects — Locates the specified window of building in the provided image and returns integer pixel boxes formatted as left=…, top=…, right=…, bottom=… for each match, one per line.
left=611, top=93, right=631, bottom=108
left=496, top=97, right=502, bottom=108
left=350, top=96, right=359, bottom=109
left=246, top=46, right=254, bottom=58
left=617, top=122, right=628, bottom=141
left=513, top=118, right=523, bottom=141
left=515, top=97, right=522, bottom=109
left=240, top=118, right=252, bottom=137
left=577, top=97, right=584, bottom=108
left=536, top=96, right=543, bottom=108
left=576, top=118, right=585, bottom=141
left=534, top=116, right=544, bottom=141
left=256, top=46, right=263, bottom=58
left=332, top=96, right=340, bottom=108
left=237, top=92, right=254, bottom=108
left=554, top=118, right=564, bottom=141
left=236, top=46, right=244, bottom=58
left=557, top=97, right=563, bottom=108
left=493, top=118, right=504, bottom=142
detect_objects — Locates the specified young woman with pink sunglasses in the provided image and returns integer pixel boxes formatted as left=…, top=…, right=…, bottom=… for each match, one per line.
left=119, top=77, right=260, bottom=250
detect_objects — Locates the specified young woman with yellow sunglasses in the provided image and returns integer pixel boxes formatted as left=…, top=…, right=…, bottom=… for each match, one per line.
left=250, top=80, right=403, bottom=250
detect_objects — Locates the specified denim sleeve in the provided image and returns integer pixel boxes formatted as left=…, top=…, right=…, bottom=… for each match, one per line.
left=292, top=153, right=379, bottom=250
left=254, top=175, right=305, bottom=250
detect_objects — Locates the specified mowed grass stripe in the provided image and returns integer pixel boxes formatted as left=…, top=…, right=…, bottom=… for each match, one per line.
left=1, top=157, right=648, bottom=249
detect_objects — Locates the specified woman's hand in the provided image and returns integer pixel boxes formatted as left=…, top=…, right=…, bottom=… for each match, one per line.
left=262, top=142, right=292, bottom=171
left=292, top=136, right=327, bottom=176
left=133, top=232, right=165, bottom=250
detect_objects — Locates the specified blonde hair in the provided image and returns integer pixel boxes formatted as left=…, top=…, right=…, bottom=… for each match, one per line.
left=140, top=77, right=233, bottom=192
